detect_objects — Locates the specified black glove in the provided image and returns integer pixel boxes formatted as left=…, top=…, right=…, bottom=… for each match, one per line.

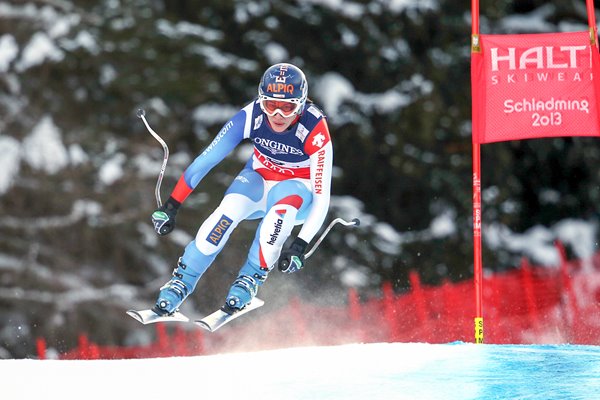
left=151, top=197, right=180, bottom=236
left=278, top=238, right=309, bottom=274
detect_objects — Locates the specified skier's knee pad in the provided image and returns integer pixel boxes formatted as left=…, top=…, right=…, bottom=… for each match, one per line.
left=268, top=180, right=313, bottom=221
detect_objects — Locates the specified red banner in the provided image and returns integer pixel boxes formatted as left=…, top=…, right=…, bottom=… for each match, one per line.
left=472, top=31, right=600, bottom=144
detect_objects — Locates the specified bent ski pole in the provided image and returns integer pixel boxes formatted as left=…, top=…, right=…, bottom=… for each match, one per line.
left=137, top=109, right=169, bottom=208
left=281, top=217, right=360, bottom=271
left=305, top=217, right=360, bottom=259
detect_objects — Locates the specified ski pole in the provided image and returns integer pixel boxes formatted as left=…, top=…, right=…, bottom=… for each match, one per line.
left=137, top=109, right=169, bottom=208
left=280, top=217, right=360, bottom=271
left=305, top=217, right=360, bottom=259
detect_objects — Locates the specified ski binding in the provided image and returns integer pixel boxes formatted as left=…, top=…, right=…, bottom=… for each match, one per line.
left=195, top=298, right=264, bottom=332
left=126, top=308, right=190, bottom=325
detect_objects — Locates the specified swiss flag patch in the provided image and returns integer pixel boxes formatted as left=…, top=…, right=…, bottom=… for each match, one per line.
left=304, top=118, right=331, bottom=155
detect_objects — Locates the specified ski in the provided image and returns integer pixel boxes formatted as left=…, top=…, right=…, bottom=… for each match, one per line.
left=194, top=298, right=264, bottom=332
left=126, top=308, right=190, bottom=325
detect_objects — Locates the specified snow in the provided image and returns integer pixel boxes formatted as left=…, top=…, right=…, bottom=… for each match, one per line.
left=430, top=210, right=457, bottom=237
left=340, top=185, right=597, bottom=265
left=0, top=34, right=18, bottom=72
left=486, top=219, right=598, bottom=266
left=156, top=19, right=224, bottom=42
left=143, top=97, right=171, bottom=117
left=70, top=30, right=100, bottom=55
left=1, top=342, right=599, bottom=399
left=495, top=3, right=589, bottom=34
left=263, top=42, right=289, bottom=63
left=339, top=266, right=370, bottom=287
left=0, top=199, right=101, bottom=230
left=312, top=72, right=427, bottom=122
left=189, top=44, right=258, bottom=71
left=498, top=4, right=558, bottom=33
left=16, top=31, right=64, bottom=72
left=0, top=105, right=595, bottom=266
left=22, top=115, right=69, bottom=175
left=0, top=135, right=21, bottom=195
left=134, top=153, right=164, bottom=179
left=387, top=0, right=439, bottom=12
left=68, top=143, right=89, bottom=166
left=297, top=0, right=438, bottom=19
left=553, top=219, right=597, bottom=258
left=372, top=222, right=403, bottom=255
left=192, top=103, right=240, bottom=126
left=98, top=153, right=126, bottom=186
left=313, top=72, right=356, bottom=119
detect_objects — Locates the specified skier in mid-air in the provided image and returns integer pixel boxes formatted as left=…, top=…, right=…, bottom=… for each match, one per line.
left=150, top=62, right=333, bottom=316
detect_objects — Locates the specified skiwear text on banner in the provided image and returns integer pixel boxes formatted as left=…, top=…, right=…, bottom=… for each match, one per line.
left=471, top=31, right=600, bottom=144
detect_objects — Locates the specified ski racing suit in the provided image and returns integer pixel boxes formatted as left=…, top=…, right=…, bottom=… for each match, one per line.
left=163, top=99, right=333, bottom=304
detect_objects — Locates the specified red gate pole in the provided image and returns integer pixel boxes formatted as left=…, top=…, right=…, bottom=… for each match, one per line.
left=587, top=0, right=598, bottom=46
left=471, top=0, right=484, bottom=344
left=471, top=0, right=599, bottom=345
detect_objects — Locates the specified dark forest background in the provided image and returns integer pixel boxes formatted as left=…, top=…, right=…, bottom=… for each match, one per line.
left=1, top=0, right=599, bottom=358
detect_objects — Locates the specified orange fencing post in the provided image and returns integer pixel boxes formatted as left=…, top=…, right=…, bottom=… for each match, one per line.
left=556, top=241, right=580, bottom=340
left=290, top=297, right=307, bottom=345
left=382, top=282, right=400, bottom=341
left=155, top=323, right=169, bottom=356
left=347, top=287, right=367, bottom=342
left=348, top=287, right=361, bottom=321
left=173, top=326, right=187, bottom=356
left=520, top=258, right=541, bottom=336
left=408, top=271, right=428, bottom=339
left=36, top=338, right=47, bottom=360
left=77, top=334, right=90, bottom=359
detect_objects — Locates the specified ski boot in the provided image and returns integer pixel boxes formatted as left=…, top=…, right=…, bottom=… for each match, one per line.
left=223, top=275, right=260, bottom=314
left=153, top=258, right=194, bottom=316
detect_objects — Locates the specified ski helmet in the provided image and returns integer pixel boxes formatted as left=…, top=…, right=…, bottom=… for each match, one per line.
left=258, top=63, right=308, bottom=117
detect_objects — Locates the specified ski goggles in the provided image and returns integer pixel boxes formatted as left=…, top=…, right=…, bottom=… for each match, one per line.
left=259, top=97, right=301, bottom=117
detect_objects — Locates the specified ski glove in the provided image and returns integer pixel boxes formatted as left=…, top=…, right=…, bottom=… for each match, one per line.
left=151, top=197, right=181, bottom=236
left=278, top=238, right=309, bottom=274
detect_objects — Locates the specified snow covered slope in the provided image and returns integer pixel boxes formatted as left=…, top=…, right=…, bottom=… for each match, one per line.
left=2, top=342, right=599, bottom=400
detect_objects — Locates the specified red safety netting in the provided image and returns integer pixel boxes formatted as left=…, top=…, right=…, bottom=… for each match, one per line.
left=36, top=242, right=600, bottom=359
